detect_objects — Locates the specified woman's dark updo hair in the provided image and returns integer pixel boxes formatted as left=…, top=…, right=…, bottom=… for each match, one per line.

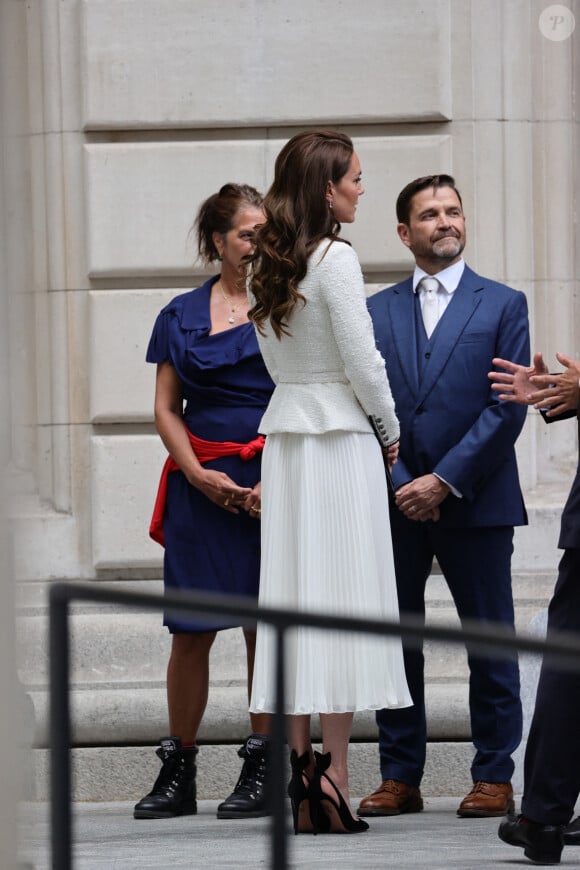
left=195, top=183, right=263, bottom=264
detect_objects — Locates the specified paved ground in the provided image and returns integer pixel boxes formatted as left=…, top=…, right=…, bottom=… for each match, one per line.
left=19, top=798, right=580, bottom=869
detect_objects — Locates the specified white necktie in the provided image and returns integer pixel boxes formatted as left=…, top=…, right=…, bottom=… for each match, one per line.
left=420, top=276, right=441, bottom=338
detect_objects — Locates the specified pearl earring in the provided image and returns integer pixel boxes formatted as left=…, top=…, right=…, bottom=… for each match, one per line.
left=327, top=199, right=333, bottom=210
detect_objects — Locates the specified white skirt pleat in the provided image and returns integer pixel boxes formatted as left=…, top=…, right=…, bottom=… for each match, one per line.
left=249, top=431, right=412, bottom=715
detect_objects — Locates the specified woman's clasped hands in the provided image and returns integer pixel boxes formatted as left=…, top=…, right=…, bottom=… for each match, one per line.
left=190, top=468, right=262, bottom=517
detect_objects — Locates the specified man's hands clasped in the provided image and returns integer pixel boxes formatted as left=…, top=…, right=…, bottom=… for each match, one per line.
left=395, top=473, right=449, bottom=522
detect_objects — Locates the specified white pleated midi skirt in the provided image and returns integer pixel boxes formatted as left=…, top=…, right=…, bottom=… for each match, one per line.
left=249, top=431, right=412, bottom=715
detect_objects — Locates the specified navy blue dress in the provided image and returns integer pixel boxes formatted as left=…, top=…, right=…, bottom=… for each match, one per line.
left=146, top=276, right=275, bottom=632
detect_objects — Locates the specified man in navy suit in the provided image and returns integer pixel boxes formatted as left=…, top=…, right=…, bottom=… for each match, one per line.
left=358, top=175, right=530, bottom=819
left=490, top=352, right=580, bottom=864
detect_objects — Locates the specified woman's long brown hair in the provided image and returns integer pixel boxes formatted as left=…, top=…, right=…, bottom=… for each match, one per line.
left=248, top=130, right=353, bottom=338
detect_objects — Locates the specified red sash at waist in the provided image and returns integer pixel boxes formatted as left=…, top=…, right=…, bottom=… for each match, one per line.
left=149, top=426, right=265, bottom=547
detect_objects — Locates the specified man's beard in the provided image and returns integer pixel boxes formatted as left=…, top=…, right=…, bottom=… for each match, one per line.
left=431, top=235, right=464, bottom=261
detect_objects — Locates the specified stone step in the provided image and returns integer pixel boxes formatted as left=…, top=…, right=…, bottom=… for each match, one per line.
left=25, top=741, right=477, bottom=803
left=16, top=567, right=559, bottom=613
left=16, top=569, right=551, bottom=802
left=16, top=572, right=552, bottom=751
left=23, top=608, right=508, bottom=688
left=24, top=681, right=473, bottom=747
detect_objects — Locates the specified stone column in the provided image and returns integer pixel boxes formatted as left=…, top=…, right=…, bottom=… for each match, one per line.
left=0, top=2, right=29, bottom=864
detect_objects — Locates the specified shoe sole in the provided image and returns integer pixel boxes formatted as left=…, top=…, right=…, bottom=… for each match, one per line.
left=498, top=829, right=562, bottom=865
left=133, top=804, right=197, bottom=819
left=357, top=800, right=423, bottom=817
left=458, top=800, right=515, bottom=819
left=216, top=810, right=272, bottom=819
left=523, top=846, right=562, bottom=865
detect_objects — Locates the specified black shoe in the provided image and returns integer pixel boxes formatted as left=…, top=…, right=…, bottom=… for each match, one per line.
left=564, top=815, right=580, bottom=845
left=216, top=734, right=271, bottom=819
left=133, top=737, right=198, bottom=819
left=288, top=749, right=314, bottom=834
left=309, top=751, right=369, bottom=834
left=498, top=814, right=563, bottom=864
left=287, top=749, right=330, bottom=835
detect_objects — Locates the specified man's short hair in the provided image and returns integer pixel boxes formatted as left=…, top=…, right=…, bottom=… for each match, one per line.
left=396, top=174, right=463, bottom=224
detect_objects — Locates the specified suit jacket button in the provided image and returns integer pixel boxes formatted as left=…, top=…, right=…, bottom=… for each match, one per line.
left=425, top=352, right=431, bottom=359
left=416, top=406, right=424, bottom=414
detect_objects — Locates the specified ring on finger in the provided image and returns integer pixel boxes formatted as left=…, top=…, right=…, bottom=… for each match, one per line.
left=224, top=497, right=230, bottom=506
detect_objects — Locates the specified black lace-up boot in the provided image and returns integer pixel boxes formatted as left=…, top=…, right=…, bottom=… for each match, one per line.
left=133, top=737, right=198, bottom=819
left=216, top=733, right=271, bottom=819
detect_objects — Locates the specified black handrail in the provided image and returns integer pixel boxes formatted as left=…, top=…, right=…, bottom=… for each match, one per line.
left=49, top=581, right=580, bottom=870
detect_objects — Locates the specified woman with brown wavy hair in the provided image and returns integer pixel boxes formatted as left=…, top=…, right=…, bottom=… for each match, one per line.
left=247, top=130, right=411, bottom=834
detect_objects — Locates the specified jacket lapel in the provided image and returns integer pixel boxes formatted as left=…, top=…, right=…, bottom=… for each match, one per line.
left=390, top=278, right=421, bottom=397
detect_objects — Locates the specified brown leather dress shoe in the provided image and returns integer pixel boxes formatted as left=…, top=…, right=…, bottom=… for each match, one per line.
left=356, top=780, right=423, bottom=817
left=457, top=781, right=514, bottom=817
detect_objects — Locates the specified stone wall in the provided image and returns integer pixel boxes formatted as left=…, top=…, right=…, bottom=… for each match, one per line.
left=7, top=0, right=578, bottom=582
left=4, top=0, right=579, bottom=800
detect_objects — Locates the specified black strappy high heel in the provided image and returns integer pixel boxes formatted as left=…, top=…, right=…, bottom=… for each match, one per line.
left=310, top=751, right=369, bottom=834
left=287, top=749, right=330, bottom=834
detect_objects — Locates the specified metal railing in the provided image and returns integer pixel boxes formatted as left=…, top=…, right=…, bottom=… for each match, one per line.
left=49, top=581, right=580, bottom=870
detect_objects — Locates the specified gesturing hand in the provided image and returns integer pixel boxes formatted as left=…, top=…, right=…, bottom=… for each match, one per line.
left=528, top=353, right=580, bottom=417
left=488, top=352, right=548, bottom=404
left=489, top=352, right=580, bottom=416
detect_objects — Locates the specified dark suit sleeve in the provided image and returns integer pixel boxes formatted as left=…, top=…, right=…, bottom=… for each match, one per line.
left=390, top=456, right=414, bottom=489
left=434, top=289, right=530, bottom=500
left=540, top=408, right=579, bottom=424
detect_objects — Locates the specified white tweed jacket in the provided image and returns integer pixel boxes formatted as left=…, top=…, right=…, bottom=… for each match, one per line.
left=250, top=239, right=399, bottom=446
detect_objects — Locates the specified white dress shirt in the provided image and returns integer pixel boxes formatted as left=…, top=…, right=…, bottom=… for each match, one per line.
left=413, top=258, right=466, bottom=323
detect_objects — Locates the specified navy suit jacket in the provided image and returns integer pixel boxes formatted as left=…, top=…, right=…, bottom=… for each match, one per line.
left=368, top=265, right=530, bottom=528
left=559, top=418, right=580, bottom=550
left=543, top=410, right=580, bottom=550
